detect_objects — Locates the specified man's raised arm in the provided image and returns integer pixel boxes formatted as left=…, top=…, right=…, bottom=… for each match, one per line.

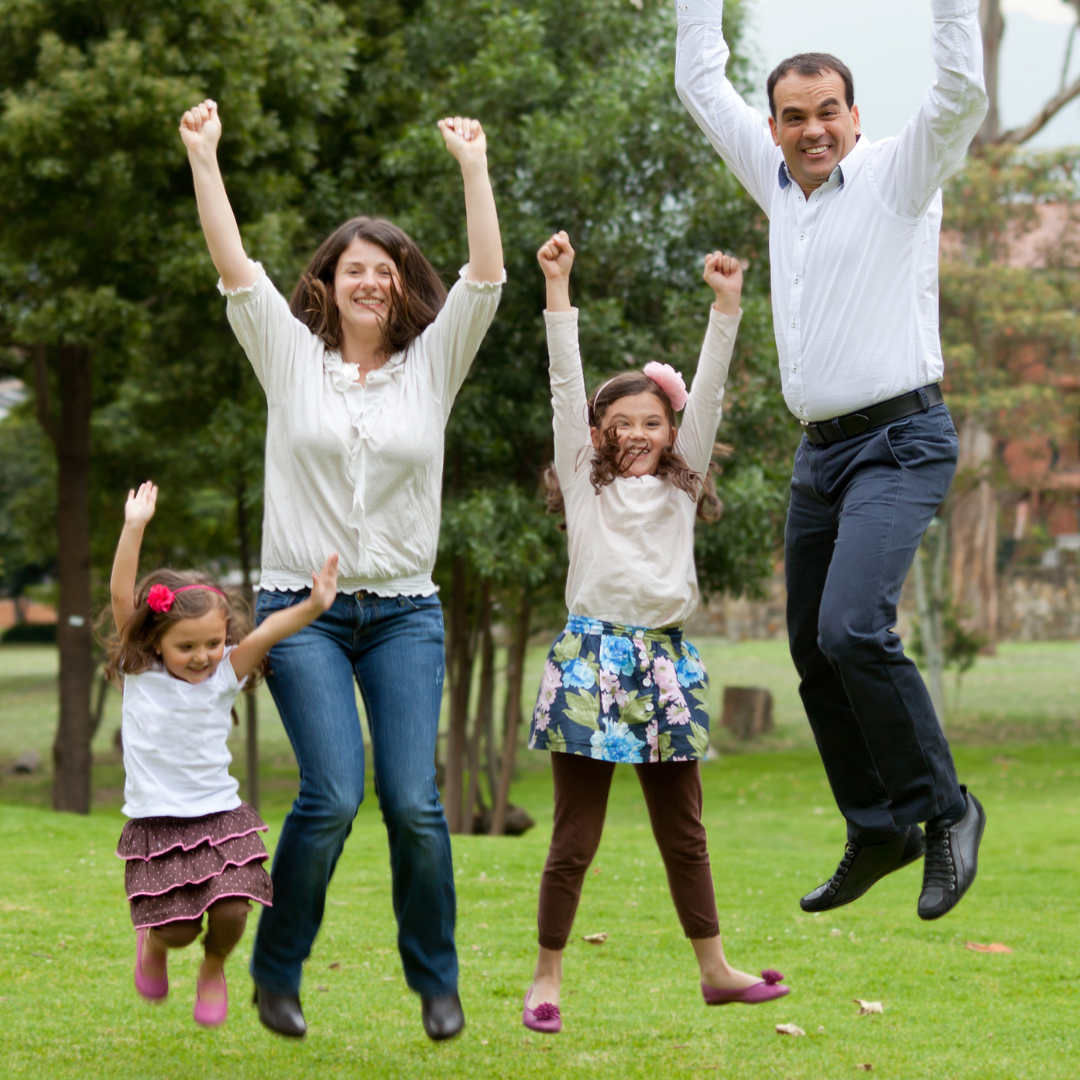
left=881, top=0, right=988, bottom=220
left=674, top=0, right=781, bottom=215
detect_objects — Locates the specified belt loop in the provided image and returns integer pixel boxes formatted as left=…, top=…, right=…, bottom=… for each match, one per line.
left=916, top=386, right=929, bottom=411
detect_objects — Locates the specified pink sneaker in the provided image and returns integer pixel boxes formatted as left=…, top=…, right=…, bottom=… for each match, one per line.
left=193, top=969, right=228, bottom=1027
left=134, top=928, right=168, bottom=1001
left=522, top=986, right=562, bottom=1034
left=701, top=969, right=790, bottom=1006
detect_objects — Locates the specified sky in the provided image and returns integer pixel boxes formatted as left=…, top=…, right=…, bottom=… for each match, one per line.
left=745, top=0, right=1080, bottom=148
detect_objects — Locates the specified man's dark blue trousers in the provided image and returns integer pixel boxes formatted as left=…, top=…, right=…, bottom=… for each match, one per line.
left=785, top=401, right=964, bottom=844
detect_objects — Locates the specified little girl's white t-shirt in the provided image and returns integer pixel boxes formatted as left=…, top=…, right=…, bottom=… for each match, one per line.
left=121, top=646, right=246, bottom=819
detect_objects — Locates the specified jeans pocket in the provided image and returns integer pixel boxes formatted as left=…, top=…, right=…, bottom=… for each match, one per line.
left=256, top=589, right=307, bottom=619
left=885, top=419, right=919, bottom=469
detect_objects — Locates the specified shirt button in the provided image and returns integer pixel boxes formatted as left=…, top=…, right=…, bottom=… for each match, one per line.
left=800, top=232, right=805, bottom=241
left=643, top=677, right=653, bottom=687
left=634, top=630, right=644, bottom=639
left=794, top=275, right=799, bottom=284
left=791, top=365, right=797, bottom=373
left=645, top=703, right=654, bottom=712
left=791, top=319, right=796, bottom=328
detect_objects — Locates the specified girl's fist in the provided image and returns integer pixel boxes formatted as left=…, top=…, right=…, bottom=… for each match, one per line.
left=703, top=251, right=743, bottom=315
left=437, top=116, right=487, bottom=165
left=537, top=231, right=575, bottom=281
left=180, top=99, right=221, bottom=155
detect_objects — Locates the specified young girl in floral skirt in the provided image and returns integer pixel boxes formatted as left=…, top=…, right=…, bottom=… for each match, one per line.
left=521, top=232, right=790, bottom=1034
left=108, top=482, right=338, bottom=1027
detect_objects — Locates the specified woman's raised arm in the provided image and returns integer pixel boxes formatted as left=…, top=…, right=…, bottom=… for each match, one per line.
left=180, top=100, right=257, bottom=293
left=437, top=116, right=503, bottom=284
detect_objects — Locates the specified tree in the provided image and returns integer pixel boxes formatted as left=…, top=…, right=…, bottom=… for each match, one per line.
left=0, top=0, right=355, bottom=812
left=974, top=0, right=1080, bottom=148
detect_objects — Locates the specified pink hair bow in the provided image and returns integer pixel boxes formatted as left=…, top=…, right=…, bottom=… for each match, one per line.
left=643, top=362, right=689, bottom=412
left=146, top=583, right=225, bottom=614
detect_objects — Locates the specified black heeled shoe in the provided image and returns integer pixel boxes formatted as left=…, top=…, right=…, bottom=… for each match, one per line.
left=253, top=982, right=307, bottom=1038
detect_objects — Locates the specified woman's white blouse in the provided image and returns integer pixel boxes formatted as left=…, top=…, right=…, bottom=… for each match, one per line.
left=548, top=306, right=740, bottom=629
left=222, top=262, right=503, bottom=595
left=121, top=648, right=245, bottom=819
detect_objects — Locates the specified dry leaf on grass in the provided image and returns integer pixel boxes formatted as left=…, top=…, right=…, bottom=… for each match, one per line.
left=856, top=1065, right=873, bottom=1072
left=966, top=942, right=1013, bottom=954
left=775, top=1023, right=806, bottom=1037
left=854, top=999, right=883, bottom=1015
left=328, top=962, right=341, bottom=970
left=582, top=932, right=608, bottom=944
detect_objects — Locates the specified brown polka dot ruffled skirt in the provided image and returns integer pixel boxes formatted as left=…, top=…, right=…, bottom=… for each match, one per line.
left=116, top=804, right=273, bottom=929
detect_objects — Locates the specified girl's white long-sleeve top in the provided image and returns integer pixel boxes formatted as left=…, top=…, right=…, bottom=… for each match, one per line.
left=548, top=305, right=740, bottom=629
left=222, top=262, right=502, bottom=595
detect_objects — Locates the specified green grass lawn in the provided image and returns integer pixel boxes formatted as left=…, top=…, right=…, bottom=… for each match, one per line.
left=1, top=640, right=1078, bottom=1077
left=1, top=747, right=1077, bottom=1079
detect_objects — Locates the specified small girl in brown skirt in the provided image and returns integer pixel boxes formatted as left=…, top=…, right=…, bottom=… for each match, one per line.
left=108, top=481, right=338, bottom=1026
left=521, top=233, right=790, bottom=1034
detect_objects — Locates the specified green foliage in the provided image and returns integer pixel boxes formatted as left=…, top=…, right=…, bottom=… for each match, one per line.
left=0, top=411, right=55, bottom=589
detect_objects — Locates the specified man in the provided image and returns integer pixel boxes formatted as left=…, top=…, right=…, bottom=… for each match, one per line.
left=674, top=0, right=987, bottom=920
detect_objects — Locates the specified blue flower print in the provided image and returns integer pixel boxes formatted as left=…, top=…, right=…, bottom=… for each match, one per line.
left=567, top=614, right=605, bottom=636
left=599, top=635, right=635, bottom=676
left=560, top=657, right=597, bottom=690
left=590, top=721, right=646, bottom=763
left=676, top=643, right=706, bottom=687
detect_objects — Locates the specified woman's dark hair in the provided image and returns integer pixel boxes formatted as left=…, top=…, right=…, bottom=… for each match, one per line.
left=543, top=371, right=724, bottom=525
left=289, top=216, right=448, bottom=356
left=102, top=569, right=262, bottom=692
left=767, top=53, right=855, bottom=118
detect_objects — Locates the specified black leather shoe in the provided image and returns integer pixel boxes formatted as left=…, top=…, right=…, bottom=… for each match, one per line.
left=918, top=786, right=985, bottom=920
left=800, top=826, right=925, bottom=912
left=422, top=992, right=465, bottom=1041
left=253, top=983, right=306, bottom=1038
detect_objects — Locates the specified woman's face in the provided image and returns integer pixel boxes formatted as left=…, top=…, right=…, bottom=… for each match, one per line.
left=591, top=390, right=675, bottom=478
left=333, top=237, right=400, bottom=340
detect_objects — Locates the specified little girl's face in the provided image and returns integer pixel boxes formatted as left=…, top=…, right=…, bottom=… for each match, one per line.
left=156, top=610, right=228, bottom=684
left=591, top=390, right=675, bottom=478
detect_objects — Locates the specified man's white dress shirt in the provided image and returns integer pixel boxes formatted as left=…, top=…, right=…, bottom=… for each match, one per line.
left=674, top=0, right=987, bottom=422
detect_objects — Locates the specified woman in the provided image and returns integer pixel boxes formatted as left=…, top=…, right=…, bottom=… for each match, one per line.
left=179, top=99, right=503, bottom=1042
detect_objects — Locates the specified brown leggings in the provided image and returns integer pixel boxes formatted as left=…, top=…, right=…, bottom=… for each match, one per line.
left=537, top=754, right=720, bottom=950
left=148, top=898, right=251, bottom=958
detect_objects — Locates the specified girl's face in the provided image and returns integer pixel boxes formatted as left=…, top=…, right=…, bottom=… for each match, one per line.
left=333, top=237, right=399, bottom=340
left=156, top=609, right=228, bottom=684
left=591, top=390, right=675, bottom=478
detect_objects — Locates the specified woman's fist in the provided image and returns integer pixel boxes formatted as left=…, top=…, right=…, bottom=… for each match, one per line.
left=537, top=231, right=575, bottom=281
left=703, top=250, right=743, bottom=315
left=180, top=99, right=221, bottom=156
left=437, top=116, right=488, bottom=166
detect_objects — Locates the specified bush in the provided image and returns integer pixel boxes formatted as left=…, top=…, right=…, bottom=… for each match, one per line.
left=1, top=623, right=57, bottom=644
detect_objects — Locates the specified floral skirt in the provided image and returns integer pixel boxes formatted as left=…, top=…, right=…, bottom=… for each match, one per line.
left=528, top=615, right=711, bottom=764
left=116, top=804, right=273, bottom=929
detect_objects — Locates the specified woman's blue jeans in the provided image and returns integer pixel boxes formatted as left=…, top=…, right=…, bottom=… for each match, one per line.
left=249, top=589, right=458, bottom=999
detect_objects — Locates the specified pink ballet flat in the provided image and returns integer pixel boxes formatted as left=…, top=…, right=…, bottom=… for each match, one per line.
left=701, top=969, right=790, bottom=1006
left=193, top=969, right=228, bottom=1027
left=134, top=928, right=168, bottom=1001
left=522, top=986, right=562, bottom=1034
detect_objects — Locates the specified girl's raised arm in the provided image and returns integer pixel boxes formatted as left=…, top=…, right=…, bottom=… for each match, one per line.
left=110, top=482, right=158, bottom=632
left=437, top=117, right=503, bottom=284
left=180, top=100, right=257, bottom=293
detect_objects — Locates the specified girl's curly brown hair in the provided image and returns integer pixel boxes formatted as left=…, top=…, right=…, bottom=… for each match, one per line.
left=543, top=371, right=724, bottom=526
left=102, top=569, right=264, bottom=690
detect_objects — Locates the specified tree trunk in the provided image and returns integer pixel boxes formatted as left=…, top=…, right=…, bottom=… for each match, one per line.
left=465, top=587, right=495, bottom=831
left=236, top=480, right=260, bottom=811
left=720, top=687, right=774, bottom=740
left=444, top=557, right=477, bottom=833
left=490, top=588, right=530, bottom=837
left=949, top=419, right=998, bottom=653
left=973, top=0, right=1004, bottom=149
left=49, top=344, right=94, bottom=814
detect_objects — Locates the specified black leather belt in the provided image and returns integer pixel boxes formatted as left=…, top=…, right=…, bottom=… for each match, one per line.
left=802, top=383, right=943, bottom=445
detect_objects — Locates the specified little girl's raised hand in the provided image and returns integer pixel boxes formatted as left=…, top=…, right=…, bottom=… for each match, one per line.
left=180, top=99, right=222, bottom=155
left=703, top=251, right=743, bottom=315
left=537, top=231, right=575, bottom=281
left=309, top=553, right=340, bottom=614
left=437, top=116, right=487, bottom=164
left=125, top=482, right=158, bottom=529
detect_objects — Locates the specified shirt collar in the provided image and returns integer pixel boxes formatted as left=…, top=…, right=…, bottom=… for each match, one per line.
left=777, top=133, right=866, bottom=191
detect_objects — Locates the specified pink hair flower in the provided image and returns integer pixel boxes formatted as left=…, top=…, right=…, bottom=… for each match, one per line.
left=643, top=362, right=689, bottom=411
left=146, top=583, right=175, bottom=614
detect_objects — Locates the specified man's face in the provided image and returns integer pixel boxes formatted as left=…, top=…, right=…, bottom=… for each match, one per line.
left=768, top=69, right=860, bottom=196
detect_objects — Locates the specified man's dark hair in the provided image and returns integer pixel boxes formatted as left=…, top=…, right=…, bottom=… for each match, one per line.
left=767, top=53, right=855, bottom=118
